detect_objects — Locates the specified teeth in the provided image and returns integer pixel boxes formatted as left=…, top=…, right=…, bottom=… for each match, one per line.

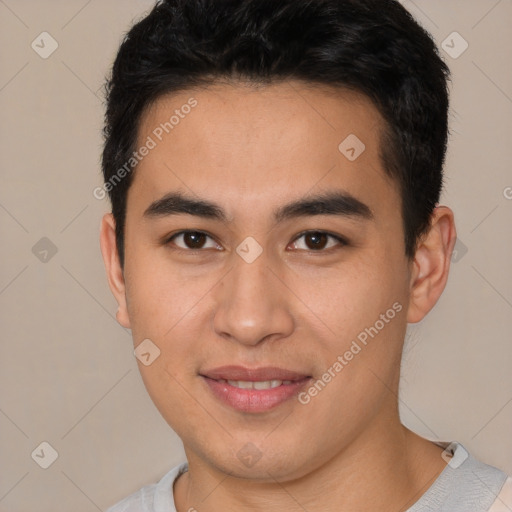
left=254, top=380, right=282, bottom=390
left=226, top=379, right=290, bottom=389
left=228, top=380, right=255, bottom=389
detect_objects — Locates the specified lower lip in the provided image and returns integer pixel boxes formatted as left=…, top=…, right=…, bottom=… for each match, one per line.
left=201, top=376, right=311, bottom=413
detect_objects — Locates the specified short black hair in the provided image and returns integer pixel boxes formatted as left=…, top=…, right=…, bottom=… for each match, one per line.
left=102, top=0, right=450, bottom=267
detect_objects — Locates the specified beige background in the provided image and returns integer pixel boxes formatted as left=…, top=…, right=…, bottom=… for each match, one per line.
left=0, top=1, right=511, bottom=510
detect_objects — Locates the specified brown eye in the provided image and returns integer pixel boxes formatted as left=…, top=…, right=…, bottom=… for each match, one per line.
left=183, top=232, right=207, bottom=249
left=168, top=231, right=222, bottom=251
left=290, top=231, right=346, bottom=251
left=304, top=232, right=329, bottom=250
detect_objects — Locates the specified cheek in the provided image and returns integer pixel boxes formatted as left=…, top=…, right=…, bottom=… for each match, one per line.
left=289, top=254, right=406, bottom=333
left=293, top=257, right=409, bottom=389
left=122, top=245, right=178, bottom=348
left=124, top=264, right=167, bottom=339
left=122, top=247, right=218, bottom=366
left=125, top=240, right=197, bottom=339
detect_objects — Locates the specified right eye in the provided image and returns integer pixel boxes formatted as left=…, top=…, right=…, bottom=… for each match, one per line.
left=166, top=230, right=223, bottom=252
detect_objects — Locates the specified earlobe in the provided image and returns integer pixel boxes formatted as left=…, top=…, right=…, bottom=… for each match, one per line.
left=407, top=206, right=457, bottom=324
left=99, top=213, right=131, bottom=328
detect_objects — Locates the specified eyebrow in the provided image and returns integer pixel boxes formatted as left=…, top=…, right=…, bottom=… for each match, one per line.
left=143, top=191, right=373, bottom=223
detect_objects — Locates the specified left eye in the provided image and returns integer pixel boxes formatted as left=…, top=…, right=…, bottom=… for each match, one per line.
left=289, top=231, right=345, bottom=251
left=168, top=231, right=222, bottom=250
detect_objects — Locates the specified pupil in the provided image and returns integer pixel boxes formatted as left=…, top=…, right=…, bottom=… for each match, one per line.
left=306, top=232, right=327, bottom=250
left=185, top=232, right=205, bottom=248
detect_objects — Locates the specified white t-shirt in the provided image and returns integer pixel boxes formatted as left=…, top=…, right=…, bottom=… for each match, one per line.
left=106, top=442, right=512, bottom=512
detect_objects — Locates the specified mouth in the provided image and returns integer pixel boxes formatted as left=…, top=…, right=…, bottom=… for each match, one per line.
left=199, top=365, right=312, bottom=413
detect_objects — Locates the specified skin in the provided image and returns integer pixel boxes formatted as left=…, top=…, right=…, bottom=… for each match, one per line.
left=101, top=81, right=457, bottom=512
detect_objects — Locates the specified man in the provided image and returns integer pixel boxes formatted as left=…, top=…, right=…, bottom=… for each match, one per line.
left=99, top=0, right=511, bottom=510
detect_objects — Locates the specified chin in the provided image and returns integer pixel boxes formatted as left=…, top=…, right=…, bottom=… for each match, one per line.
left=199, top=440, right=312, bottom=482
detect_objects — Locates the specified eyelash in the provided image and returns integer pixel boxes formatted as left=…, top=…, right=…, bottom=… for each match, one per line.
left=164, top=230, right=348, bottom=254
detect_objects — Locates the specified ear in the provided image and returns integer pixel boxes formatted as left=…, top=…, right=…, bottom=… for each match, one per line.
left=99, top=213, right=131, bottom=328
left=407, top=206, right=457, bottom=323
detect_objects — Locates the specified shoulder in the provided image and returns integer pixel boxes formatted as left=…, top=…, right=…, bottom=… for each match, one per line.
left=106, top=462, right=189, bottom=512
left=408, top=442, right=509, bottom=512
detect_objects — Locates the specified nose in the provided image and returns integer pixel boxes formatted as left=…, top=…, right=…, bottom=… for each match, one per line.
left=212, top=251, right=295, bottom=347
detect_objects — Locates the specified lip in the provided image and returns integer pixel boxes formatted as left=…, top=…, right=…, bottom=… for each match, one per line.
left=200, top=366, right=312, bottom=413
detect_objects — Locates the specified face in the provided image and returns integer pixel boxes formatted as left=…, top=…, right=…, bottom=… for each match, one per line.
left=116, top=81, right=415, bottom=480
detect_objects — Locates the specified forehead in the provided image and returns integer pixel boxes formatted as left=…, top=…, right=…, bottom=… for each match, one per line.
left=131, top=80, right=396, bottom=218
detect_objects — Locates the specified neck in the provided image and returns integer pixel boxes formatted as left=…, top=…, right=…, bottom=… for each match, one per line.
left=174, top=412, right=447, bottom=512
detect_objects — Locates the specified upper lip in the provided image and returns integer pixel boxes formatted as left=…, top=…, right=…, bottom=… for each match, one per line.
left=200, top=365, right=310, bottom=382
